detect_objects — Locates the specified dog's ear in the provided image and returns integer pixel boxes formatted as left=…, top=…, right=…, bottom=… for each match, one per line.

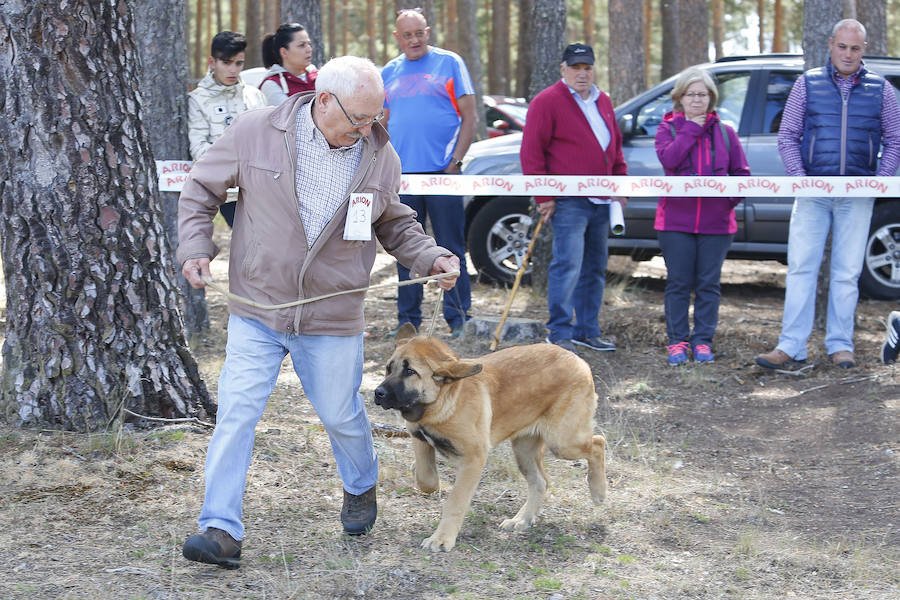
left=395, top=322, right=418, bottom=345
left=432, top=358, right=483, bottom=381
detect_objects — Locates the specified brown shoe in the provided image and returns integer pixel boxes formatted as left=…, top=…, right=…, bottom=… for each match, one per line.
left=182, top=527, right=241, bottom=568
left=830, top=350, right=855, bottom=368
left=341, top=486, right=377, bottom=536
left=755, top=348, right=805, bottom=370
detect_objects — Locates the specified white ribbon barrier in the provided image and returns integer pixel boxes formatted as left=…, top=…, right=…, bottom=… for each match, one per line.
left=158, top=161, right=900, bottom=197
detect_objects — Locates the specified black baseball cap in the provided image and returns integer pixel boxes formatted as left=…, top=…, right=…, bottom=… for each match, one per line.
left=562, top=43, right=594, bottom=66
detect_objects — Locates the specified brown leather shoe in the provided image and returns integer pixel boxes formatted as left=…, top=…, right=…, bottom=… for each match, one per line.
left=755, top=348, right=805, bottom=369
left=341, top=486, right=377, bottom=536
left=830, top=350, right=855, bottom=368
left=182, top=527, right=241, bottom=568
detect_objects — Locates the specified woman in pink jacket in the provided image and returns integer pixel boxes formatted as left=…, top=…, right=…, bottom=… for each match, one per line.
left=654, top=67, right=750, bottom=365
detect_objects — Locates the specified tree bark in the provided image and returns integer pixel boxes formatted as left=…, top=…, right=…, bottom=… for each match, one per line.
left=366, top=0, right=376, bottom=60
left=489, top=0, right=511, bottom=95
left=527, top=0, right=566, bottom=100
left=0, top=0, right=212, bottom=431
left=643, top=0, right=652, bottom=87
left=515, top=0, right=534, bottom=98
left=244, top=0, right=262, bottom=68
left=712, top=0, right=725, bottom=60
left=281, top=0, right=325, bottom=68
left=758, top=0, right=765, bottom=52
left=193, top=0, right=206, bottom=78
left=329, top=0, right=337, bottom=60
left=608, top=0, right=645, bottom=105
left=660, top=0, right=680, bottom=79
left=135, top=0, right=210, bottom=337
left=772, top=0, right=786, bottom=53
left=445, top=0, right=459, bottom=53
left=582, top=0, right=594, bottom=46
left=679, top=0, right=709, bottom=67
left=857, top=0, right=887, bottom=56
left=230, top=0, right=239, bottom=30
left=381, top=0, right=390, bottom=64
left=457, top=0, right=487, bottom=139
left=803, top=0, right=842, bottom=70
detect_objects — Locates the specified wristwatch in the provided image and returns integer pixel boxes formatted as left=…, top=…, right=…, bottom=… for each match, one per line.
left=453, top=158, right=463, bottom=169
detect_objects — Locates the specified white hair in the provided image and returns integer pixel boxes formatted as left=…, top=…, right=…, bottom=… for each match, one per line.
left=832, top=18, right=867, bottom=41
left=315, top=56, right=383, bottom=98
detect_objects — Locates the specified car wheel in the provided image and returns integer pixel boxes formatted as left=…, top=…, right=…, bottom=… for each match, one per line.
left=860, top=201, right=900, bottom=300
left=466, top=196, right=534, bottom=284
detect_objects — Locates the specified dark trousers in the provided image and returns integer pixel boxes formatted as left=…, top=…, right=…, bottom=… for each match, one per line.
left=658, top=230, right=733, bottom=346
left=396, top=193, right=471, bottom=330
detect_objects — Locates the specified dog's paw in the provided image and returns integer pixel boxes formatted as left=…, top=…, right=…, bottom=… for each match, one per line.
left=420, top=532, right=456, bottom=552
left=500, top=515, right=536, bottom=532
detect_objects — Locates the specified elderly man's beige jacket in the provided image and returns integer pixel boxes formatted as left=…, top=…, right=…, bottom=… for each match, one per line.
left=177, top=93, right=448, bottom=336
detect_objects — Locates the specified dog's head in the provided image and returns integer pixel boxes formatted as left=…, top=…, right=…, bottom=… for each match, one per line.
left=373, top=323, right=483, bottom=422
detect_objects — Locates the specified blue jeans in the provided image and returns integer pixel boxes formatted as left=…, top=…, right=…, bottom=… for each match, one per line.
left=197, top=315, right=378, bottom=540
left=777, top=196, right=874, bottom=359
left=396, top=193, right=471, bottom=330
left=658, top=230, right=733, bottom=346
left=546, top=198, right=610, bottom=341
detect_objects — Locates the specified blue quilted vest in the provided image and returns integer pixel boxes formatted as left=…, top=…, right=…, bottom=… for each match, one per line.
left=800, top=61, right=885, bottom=175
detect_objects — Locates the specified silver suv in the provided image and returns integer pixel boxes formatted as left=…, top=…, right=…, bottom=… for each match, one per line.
left=461, top=54, right=900, bottom=300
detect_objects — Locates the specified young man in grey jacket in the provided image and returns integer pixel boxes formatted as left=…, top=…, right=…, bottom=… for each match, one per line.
left=177, top=55, right=460, bottom=568
left=187, top=30, right=267, bottom=227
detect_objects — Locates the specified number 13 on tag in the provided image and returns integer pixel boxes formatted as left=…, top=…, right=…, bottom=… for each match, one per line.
left=343, top=193, right=373, bottom=241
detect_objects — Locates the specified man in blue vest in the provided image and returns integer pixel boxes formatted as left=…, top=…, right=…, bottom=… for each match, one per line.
left=756, top=19, right=900, bottom=370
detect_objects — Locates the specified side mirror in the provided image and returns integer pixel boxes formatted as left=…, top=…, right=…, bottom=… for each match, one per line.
left=618, top=114, right=634, bottom=137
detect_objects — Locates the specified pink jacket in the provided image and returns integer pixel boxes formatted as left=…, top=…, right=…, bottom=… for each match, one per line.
left=654, top=111, right=750, bottom=234
left=177, top=93, right=448, bottom=335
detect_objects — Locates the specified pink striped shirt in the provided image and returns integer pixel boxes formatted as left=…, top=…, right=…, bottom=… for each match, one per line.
left=777, top=64, right=900, bottom=177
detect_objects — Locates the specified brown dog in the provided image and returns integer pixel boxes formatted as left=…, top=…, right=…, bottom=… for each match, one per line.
left=373, top=324, right=607, bottom=552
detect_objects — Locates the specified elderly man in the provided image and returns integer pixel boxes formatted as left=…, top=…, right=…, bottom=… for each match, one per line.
left=177, top=56, right=460, bottom=568
left=381, top=8, right=476, bottom=339
left=520, top=43, right=628, bottom=353
left=756, top=19, right=900, bottom=370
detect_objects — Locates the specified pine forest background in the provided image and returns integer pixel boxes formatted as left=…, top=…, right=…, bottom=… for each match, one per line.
left=188, top=0, right=900, bottom=103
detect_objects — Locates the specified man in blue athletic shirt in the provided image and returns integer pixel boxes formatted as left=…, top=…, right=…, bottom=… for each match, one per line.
left=382, top=8, right=475, bottom=338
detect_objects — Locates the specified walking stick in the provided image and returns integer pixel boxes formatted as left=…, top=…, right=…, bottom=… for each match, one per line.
left=490, top=216, right=544, bottom=351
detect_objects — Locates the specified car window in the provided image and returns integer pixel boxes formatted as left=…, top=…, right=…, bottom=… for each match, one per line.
left=714, top=71, right=750, bottom=131
left=764, top=71, right=800, bottom=133
left=633, top=70, right=751, bottom=137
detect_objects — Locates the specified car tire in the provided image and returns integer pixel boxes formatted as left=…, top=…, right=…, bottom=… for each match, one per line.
left=860, top=200, right=900, bottom=300
left=466, top=196, right=535, bottom=285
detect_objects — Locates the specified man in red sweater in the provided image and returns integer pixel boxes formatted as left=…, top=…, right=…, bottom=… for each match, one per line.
left=520, top=43, right=628, bottom=353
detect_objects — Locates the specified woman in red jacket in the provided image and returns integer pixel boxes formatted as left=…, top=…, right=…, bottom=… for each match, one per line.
left=654, top=67, right=750, bottom=365
left=259, top=23, right=318, bottom=106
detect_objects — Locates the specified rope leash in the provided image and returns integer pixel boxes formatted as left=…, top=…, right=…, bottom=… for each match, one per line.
left=202, top=270, right=460, bottom=311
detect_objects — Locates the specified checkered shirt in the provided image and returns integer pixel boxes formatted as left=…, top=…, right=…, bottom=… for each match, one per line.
left=295, top=101, right=363, bottom=247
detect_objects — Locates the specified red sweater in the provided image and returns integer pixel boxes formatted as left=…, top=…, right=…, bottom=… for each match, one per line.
left=520, top=79, right=628, bottom=203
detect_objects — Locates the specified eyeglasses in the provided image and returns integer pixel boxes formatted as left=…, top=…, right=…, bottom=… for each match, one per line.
left=684, top=92, right=709, bottom=99
left=330, top=92, right=384, bottom=128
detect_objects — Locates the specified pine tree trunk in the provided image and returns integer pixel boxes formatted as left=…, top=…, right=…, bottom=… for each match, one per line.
left=527, top=0, right=566, bottom=100
left=135, top=0, right=210, bottom=337
left=803, top=0, right=843, bottom=70
left=772, top=0, right=786, bottom=53
left=0, top=0, right=212, bottom=431
left=245, top=1, right=262, bottom=68
left=281, top=0, right=325, bottom=68
left=679, top=0, right=709, bottom=67
left=489, top=0, right=511, bottom=95
left=515, top=0, right=534, bottom=98
left=712, top=0, right=725, bottom=59
left=660, top=0, right=680, bottom=79
left=857, top=0, right=887, bottom=56
left=608, top=0, right=645, bottom=105
left=366, top=0, right=376, bottom=60
left=457, top=0, right=487, bottom=139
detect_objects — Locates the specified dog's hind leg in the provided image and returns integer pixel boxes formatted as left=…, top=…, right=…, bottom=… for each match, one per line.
left=548, top=430, right=607, bottom=506
left=500, top=434, right=548, bottom=531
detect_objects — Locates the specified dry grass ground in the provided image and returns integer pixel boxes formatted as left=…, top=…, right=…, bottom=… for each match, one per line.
left=1, top=223, right=898, bottom=599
